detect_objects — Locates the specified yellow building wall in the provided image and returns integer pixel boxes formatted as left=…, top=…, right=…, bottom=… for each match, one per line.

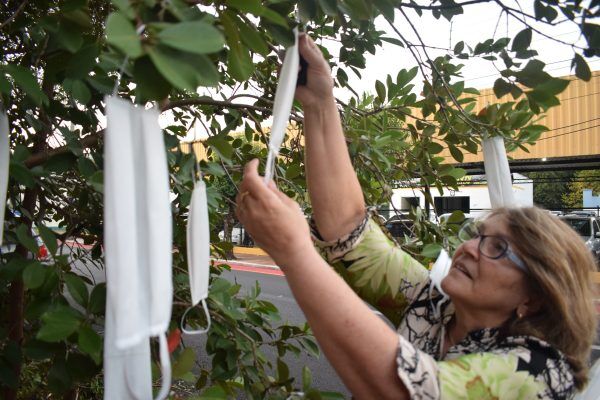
left=441, top=71, right=600, bottom=162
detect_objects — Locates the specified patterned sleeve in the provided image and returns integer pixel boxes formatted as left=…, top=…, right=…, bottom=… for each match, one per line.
left=396, top=338, right=547, bottom=400
left=437, top=353, right=547, bottom=399
left=311, top=210, right=430, bottom=325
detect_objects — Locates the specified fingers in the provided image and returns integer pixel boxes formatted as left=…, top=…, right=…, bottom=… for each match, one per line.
left=298, top=33, right=326, bottom=67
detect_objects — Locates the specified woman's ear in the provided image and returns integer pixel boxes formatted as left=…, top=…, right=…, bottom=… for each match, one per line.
left=517, top=296, right=543, bottom=318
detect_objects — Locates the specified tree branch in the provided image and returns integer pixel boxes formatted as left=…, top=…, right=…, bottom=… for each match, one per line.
left=0, top=0, right=29, bottom=30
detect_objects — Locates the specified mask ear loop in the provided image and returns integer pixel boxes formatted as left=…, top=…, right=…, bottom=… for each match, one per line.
left=153, top=332, right=172, bottom=400
left=111, top=24, right=146, bottom=97
left=180, top=299, right=211, bottom=335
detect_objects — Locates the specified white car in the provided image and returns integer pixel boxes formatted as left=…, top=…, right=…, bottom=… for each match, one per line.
left=218, top=225, right=247, bottom=246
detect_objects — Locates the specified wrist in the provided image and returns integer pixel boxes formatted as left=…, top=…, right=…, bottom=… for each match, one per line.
left=273, top=240, right=318, bottom=271
left=302, top=94, right=337, bottom=114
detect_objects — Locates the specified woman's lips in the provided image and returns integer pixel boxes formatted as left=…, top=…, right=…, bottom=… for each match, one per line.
left=454, top=262, right=472, bottom=279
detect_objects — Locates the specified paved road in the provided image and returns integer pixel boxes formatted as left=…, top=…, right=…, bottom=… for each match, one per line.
left=182, top=269, right=351, bottom=398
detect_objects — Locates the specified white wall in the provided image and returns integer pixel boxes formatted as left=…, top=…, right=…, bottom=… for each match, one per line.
left=390, top=174, right=533, bottom=220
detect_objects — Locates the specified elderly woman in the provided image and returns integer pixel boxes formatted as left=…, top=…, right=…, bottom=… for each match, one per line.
left=235, top=35, right=597, bottom=399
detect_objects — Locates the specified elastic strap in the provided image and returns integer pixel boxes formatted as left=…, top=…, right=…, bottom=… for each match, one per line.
left=154, top=333, right=171, bottom=400
left=180, top=299, right=211, bottom=335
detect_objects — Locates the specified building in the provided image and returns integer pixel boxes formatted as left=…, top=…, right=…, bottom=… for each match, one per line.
left=391, top=173, right=533, bottom=220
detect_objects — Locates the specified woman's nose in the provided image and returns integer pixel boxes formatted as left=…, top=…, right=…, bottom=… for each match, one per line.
left=459, top=237, right=480, bottom=259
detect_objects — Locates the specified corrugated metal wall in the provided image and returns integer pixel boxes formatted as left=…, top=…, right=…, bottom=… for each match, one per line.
left=442, top=71, right=600, bottom=162
left=182, top=72, right=599, bottom=163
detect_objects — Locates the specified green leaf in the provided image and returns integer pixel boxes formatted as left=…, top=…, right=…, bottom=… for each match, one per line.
left=69, top=79, right=91, bottom=104
left=207, top=136, right=234, bottom=160
left=158, top=21, right=225, bottom=55
left=238, top=20, right=269, bottom=56
left=534, top=77, right=569, bottom=96
left=427, top=142, right=444, bottom=154
left=149, top=45, right=217, bottom=90
left=16, top=224, right=38, bottom=254
left=572, top=54, right=591, bottom=81
left=45, top=152, right=77, bottom=173
left=22, top=262, right=46, bottom=289
left=276, top=358, right=289, bottom=381
left=222, top=14, right=254, bottom=81
left=9, top=162, right=34, bottom=188
left=88, top=283, right=106, bottom=314
left=453, top=41, right=464, bottom=55
left=511, top=28, right=532, bottom=52
left=226, top=0, right=262, bottom=14
left=37, top=307, right=82, bottom=342
left=448, top=145, right=463, bottom=163
left=105, top=12, right=143, bottom=58
left=285, top=163, right=302, bottom=180
left=299, top=0, right=318, bottom=21
left=197, top=385, right=228, bottom=399
left=302, top=365, right=312, bottom=391
left=65, top=273, right=88, bottom=307
left=66, top=43, right=99, bottom=80
left=447, top=167, right=466, bottom=179
left=3, top=64, right=48, bottom=106
left=133, top=56, right=172, bottom=102
left=375, top=80, right=386, bottom=103
left=38, top=225, right=57, bottom=256
left=421, top=243, right=442, bottom=258
left=173, top=347, right=196, bottom=378
left=493, top=78, right=512, bottom=98
left=318, top=0, right=338, bottom=16
left=77, top=157, right=97, bottom=178
left=111, top=0, right=135, bottom=18
left=78, top=325, right=102, bottom=364
left=54, top=20, right=84, bottom=53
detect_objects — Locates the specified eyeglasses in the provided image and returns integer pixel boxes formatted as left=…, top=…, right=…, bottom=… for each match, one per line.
left=458, top=220, right=528, bottom=274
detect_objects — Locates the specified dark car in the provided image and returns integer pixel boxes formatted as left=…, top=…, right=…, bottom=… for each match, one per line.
left=384, top=214, right=414, bottom=239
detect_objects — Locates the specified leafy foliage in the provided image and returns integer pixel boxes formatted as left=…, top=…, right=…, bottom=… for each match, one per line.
left=0, top=0, right=597, bottom=398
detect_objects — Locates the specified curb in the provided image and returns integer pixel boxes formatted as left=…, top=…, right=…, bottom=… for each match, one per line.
left=233, top=246, right=267, bottom=256
left=213, top=258, right=279, bottom=270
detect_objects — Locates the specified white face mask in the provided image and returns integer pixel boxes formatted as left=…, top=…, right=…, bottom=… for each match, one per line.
left=264, top=28, right=299, bottom=184
left=429, top=249, right=452, bottom=297
left=0, top=110, right=8, bottom=246
left=180, top=179, right=211, bottom=335
left=482, top=136, right=516, bottom=208
left=103, top=96, right=172, bottom=400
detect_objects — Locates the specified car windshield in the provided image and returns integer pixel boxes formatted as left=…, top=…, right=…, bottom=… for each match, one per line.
left=562, top=218, right=592, bottom=236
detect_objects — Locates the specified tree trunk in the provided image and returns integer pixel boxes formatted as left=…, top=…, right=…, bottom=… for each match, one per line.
left=2, top=188, right=37, bottom=400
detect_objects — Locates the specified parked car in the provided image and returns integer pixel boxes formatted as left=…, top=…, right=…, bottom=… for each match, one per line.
left=384, top=214, right=414, bottom=239
left=559, top=213, right=600, bottom=264
left=218, top=224, right=253, bottom=246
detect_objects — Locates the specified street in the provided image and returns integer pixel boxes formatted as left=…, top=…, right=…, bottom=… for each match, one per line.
left=182, top=269, right=350, bottom=398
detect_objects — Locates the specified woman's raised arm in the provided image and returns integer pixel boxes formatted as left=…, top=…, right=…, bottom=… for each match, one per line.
left=296, top=34, right=365, bottom=241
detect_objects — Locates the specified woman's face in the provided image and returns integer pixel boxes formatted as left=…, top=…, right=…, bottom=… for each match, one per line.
left=441, top=214, right=532, bottom=323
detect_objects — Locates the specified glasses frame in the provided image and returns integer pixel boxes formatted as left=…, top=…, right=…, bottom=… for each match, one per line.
left=458, top=221, right=529, bottom=275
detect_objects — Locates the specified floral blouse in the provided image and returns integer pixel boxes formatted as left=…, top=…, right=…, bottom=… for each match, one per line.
left=311, top=213, right=576, bottom=400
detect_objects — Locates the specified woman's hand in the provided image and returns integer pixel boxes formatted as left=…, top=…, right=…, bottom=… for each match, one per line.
left=235, top=159, right=314, bottom=268
left=295, top=33, right=335, bottom=109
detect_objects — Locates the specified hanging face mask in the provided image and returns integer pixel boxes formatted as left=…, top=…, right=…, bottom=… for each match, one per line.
left=264, top=28, right=299, bottom=184
left=180, top=178, right=211, bottom=335
left=103, top=96, right=172, bottom=400
left=0, top=110, right=8, bottom=246
left=429, top=249, right=452, bottom=297
left=482, top=136, right=516, bottom=208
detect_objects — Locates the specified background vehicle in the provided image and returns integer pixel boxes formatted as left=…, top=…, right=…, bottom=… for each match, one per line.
left=384, top=214, right=414, bottom=239
left=559, top=213, right=600, bottom=264
left=218, top=224, right=254, bottom=246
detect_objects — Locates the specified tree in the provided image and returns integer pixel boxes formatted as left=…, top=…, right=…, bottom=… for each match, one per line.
left=563, top=170, right=600, bottom=209
left=527, top=170, right=574, bottom=210
left=0, top=0, right=598, bottom=398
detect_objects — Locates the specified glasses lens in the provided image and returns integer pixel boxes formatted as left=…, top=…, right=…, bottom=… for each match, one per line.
left=458, top=219, right=480, bottom=242
left=480, top=236, right=508, bottom=259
